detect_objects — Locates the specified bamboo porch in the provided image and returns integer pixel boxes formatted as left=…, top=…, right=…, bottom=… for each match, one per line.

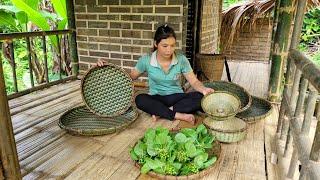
left=6, top=61, right=280, bottom=180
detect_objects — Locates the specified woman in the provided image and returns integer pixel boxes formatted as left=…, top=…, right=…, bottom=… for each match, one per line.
left=97, top=24, right=214, bottom=124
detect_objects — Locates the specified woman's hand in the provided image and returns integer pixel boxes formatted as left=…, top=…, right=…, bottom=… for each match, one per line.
left=96, top=58, right=107, bottom=67
left=202, top=87, right=214, bottom=96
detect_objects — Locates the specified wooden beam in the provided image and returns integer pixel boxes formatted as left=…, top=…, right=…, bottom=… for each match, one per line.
left=66, top=0, right=79, bottom=76
left=268, top=0, right=295, bottom=102
left=0, top=55, right=21, bottom=179
left=0, top=30, right=72, bottom=40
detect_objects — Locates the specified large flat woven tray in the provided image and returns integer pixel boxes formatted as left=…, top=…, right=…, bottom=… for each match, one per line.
left=58, top=106, right=138, bottom=136
left=203, top=81, right=252, bottom=113
left=236, top=96, right=273, bottom=123
left=81, top=64, right=134, bottom=117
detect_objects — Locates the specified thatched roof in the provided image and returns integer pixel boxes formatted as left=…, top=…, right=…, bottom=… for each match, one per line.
left=221, top=0, right=320, bottom=51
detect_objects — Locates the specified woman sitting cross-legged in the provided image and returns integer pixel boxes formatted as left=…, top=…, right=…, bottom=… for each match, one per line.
left=97, top=24, right=214, bottom=125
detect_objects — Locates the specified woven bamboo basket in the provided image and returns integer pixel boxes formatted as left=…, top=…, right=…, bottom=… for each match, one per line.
left=203, top=81, right=252, bottom=113
left=81, top=63, right=134, bottom=117
left=196, top=54, right=225, bottom=81
left=236, top=96, right=273, bottom=123
left=203, top=117, right=247, bottom=143
left=58, top=106, right=138, bottom=136
left=201, top=91, right=241, bottom=121
left=134, top=141, right=221, bottom=179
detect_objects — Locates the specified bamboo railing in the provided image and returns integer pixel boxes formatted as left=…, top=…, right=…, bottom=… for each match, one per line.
left=0, top=29, right=79, bottom=100
left=276, top=49, right=320, bottom=179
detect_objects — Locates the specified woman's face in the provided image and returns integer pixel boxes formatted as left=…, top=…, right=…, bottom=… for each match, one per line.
left=155, top=37, right=176, bottom=58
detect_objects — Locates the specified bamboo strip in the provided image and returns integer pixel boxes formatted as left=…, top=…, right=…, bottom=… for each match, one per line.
left=10, top=85, right=79, bottom=115
left=22, top=135, right=102, bottom=179
left=8, top=80, right=80, bottom=109
left=14, top=97, right=82, bottom=135
left=7, top=75, right=77, bottom=100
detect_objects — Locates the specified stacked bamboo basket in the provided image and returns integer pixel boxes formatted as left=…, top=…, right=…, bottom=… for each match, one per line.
left=201, top=91, right=248, bottom=143
left=201, top=81, right=273, bottom=143
left=58, top=64, right=138, bottom=136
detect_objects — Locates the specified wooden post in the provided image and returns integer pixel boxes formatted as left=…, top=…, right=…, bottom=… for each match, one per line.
left=310, top=120, right=320, bottom=161
left=66, top=0, right=79, bottom=76
left=0, top=55, right=21, bottom=179
left=268, top=0, right=295, bottom=102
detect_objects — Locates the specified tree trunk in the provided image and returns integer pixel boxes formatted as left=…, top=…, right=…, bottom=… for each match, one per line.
left=268, top=0, right=295, bottom=102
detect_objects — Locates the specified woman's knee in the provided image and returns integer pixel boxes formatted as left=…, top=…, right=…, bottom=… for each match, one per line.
left=135, top=93, right=149, bottom=108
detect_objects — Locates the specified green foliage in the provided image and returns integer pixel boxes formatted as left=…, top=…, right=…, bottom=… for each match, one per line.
left=129, top=124, right=217, bottom=176
left=299, top=8, right=320, bottom=67
left=0, top=0, right=68, bottom=94
left=223, top=0, right=245, bottom=10
left=300, top=8, right=320, bottom=45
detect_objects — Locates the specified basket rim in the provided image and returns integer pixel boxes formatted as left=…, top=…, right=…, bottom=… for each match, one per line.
left=203, top=117, right=248, bottom=133
left=236, top=96, right=273, bottom=122
left=201, top=91, right=242, bottom=118
left=80, top=63, right=134, bottom=117
left=203, top=80, right=253, bottom=113
left=133, top=139, right=221, bottom=179
left=58, top=105, right=138, bottom=136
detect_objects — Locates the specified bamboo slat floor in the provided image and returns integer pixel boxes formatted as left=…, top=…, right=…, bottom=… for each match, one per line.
left=8, top=61, right=277, bottom=180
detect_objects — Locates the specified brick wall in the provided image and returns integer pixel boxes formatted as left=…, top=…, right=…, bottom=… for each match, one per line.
left=221, top=18, right=272, bottom=61
left=74, top=0, right=187, bottom=77
left=199, top=0, right=220, bottom=54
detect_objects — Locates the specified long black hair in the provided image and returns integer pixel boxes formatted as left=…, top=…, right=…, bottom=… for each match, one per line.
left=153, top=24, right=176, bottom=51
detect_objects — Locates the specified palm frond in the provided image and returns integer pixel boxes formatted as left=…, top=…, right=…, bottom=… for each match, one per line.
left=221, top=0, right=320, bottom=51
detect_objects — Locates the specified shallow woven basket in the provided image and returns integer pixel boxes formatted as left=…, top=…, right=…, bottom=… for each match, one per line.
left=134, top=141, right=221, bottom=180
left=236, top=96, right=273, bottom=123
left=203, top=117, right=247, bottom=143
left=58, top=106, right=138, bottom=136
left=203, top=81, right=252, bottom=113
left=201, top=91, right=241, bottom=121
left=81, top=63, right=134, bottom=117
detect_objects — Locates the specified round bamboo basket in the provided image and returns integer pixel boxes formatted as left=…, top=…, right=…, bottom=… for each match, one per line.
left=236, top=96, right=273, bottom=123
left=203, top=81, right=252, bottom=113
left=201, top=91, right=241, bottom=121
left=58, top=106, right=138, bottom=136
left=81, top=63, right=134, bottom=117
left=203, top=117, right=247, bottom=143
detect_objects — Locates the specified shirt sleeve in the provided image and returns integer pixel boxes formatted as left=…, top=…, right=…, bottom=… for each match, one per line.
left=135, top=56, right=147, bottom=73
left=181, top=55, right=193, bottom=74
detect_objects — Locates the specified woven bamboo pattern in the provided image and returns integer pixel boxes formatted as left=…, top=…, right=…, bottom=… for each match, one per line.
left=134, top=141, right=221, bottom=180
left=81, top=64, right=134, bottom=117
left=196, top=54, right=225, bottom=81
left=201, top=91, right=241, bottom=120
left=203, top=81, right=252, bottom=113
left=203, top=117, right=247, bottom=143
left=236, top=96, right=273, bottom=123
left=58, top=106, right=138, bottom=136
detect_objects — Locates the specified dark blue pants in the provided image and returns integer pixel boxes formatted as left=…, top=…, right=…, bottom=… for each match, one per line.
left=135, top=92, right=203, bottom=120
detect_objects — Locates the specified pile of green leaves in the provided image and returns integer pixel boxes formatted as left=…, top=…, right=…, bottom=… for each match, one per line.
left=130, top=124, right=217, bottom=176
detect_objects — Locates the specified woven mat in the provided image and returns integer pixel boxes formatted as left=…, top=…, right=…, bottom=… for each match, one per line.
left=58, top=106, right=138, bottom=136
left=81, top=64, right=134, bottom=117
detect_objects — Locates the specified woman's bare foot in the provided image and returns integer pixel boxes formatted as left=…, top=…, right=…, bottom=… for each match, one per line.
left=152, top=115, right=160, bottom=122
left=174, top=112, right=195, bottom=125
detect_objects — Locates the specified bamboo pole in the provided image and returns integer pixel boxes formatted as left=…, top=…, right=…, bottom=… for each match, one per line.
left=289, top=49, right=320, bottom=92
left=268, top=0, right=295, bottom=102
left=9, top=42, right=18, bottom=93
left=310, top=119, right=320, bottom=161
left=0, top=55, right=21, bottom=179
left=66, top=0, right=79, bottom=76
left=269, top=0, right=281, bottom=60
